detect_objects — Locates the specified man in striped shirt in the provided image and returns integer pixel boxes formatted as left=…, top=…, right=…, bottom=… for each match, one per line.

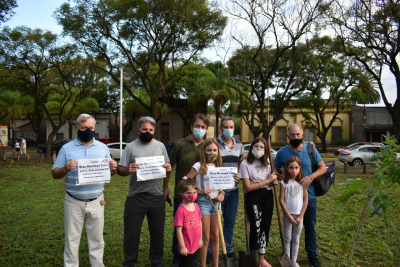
left=214, top=116, right=244, bottom=262
left=52, top=113, right=118, bottom=267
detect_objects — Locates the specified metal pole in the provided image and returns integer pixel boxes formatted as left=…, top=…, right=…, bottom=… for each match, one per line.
left=120, top=68, right=123, bottom=158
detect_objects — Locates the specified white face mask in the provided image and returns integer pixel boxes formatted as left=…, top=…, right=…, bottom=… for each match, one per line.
left=252, top=149, right=264, bottom=158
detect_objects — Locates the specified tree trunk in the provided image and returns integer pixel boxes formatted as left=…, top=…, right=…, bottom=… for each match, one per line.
left=317, top=132, right=327, bottom=153
left=68, top=122, right=73, bottom=139
left=123, top=120, right=134, bottom=142
left=215, top=104, right=220, bottom=138
left=151, top=98, right=158, bottom=120
left=45, top=132, right=57, bottom=158
left=389, top=104, right=400, bottom=145
left=46, top=124, right=65, bottom=158
left=35, top=120, right=43, bottom=145
left=11, top=113, right=15, bottom=148
left=114, top=113, right=120, bottom=141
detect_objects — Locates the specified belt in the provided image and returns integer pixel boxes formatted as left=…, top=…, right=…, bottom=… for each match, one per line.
left=66, top=191, right=98, bottom=202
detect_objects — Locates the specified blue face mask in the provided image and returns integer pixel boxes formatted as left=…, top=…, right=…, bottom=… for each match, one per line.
left=193, top=128, right=206, bottom=139
left=223, top=129, right=234, bottom=139
left=78, top=128, right=95, bottom=142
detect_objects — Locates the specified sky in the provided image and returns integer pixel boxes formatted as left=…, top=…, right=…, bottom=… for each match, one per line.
left=3, top=0, right=397, bottom=107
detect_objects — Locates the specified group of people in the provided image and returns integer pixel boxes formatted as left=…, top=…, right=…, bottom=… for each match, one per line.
left=13, top=136, right=26, bottom=160
left=52, top=113, right=326, bottom=267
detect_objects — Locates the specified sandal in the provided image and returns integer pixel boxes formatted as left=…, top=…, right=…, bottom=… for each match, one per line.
left=259, top=259, right=272, bottom=267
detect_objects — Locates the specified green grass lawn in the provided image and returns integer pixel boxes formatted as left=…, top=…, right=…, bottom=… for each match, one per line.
left=0, top=159, right=399, bottom=267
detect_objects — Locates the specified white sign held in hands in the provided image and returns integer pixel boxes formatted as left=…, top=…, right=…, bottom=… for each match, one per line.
left=135, top=156, right=166, bottom=181
left=77, top=158, right=111, bottom=185
left=208, top=167, right=236, bottom=190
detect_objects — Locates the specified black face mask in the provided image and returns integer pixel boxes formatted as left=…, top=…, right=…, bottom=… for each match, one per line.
left=78, top=128, right=95, bottom=142
left=290, top=138, right=303, bottom=148
left=139, top=131, right=153, bottom=143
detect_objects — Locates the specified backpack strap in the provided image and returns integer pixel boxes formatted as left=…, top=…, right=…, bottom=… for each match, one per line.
left=307, top=143, right=316, bottom=172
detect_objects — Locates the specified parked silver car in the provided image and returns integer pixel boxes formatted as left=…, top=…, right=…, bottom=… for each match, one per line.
left=107, top=142, right=127, bottom=159
left=244, top=143, right=277, bottom=162
left=339, top=144, right=381, bottom=166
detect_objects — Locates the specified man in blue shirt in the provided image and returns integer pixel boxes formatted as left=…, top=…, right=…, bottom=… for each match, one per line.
left=274, top=124, right=326, bottom=267
left=52, top=113, right=118, bottom=267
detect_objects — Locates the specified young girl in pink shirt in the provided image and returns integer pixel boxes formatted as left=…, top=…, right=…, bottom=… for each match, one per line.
left=174, top=177, right=203, bottom=267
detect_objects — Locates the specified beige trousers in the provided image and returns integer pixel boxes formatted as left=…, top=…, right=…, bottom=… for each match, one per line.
left=63, top=193, right=105, bottom=267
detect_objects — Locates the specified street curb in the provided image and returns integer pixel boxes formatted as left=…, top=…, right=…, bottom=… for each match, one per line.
left=322, top=158, right=338, bottom=161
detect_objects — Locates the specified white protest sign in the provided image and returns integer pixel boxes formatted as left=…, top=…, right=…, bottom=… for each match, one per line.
left=135, top=156, right=166, bottom=181
left=77, top=158, right=111, bottom=185
left=208, top=167, right=237, bottom=190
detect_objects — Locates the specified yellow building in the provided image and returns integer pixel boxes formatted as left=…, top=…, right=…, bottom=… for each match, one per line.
left=240, top=104, right=352, bottom=145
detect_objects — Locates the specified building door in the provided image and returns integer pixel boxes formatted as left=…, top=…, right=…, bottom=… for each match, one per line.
left=304, top=127, right=314, bottom=142
left=161, top=122, right=169, bottom=145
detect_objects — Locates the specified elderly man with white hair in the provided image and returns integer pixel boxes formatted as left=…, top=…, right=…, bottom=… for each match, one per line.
left=274, top=124, right=326, bottom=267
left=52, top=113, right=118, bottom=267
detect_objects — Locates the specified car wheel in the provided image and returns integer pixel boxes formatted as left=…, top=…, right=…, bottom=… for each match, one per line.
left=352, top=158, right=363, bottom=166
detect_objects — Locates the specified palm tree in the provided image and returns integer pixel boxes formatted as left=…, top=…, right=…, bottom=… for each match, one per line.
left=352, top=77, right=381, bottom=104
left=193, top=66, right=230, bottom=137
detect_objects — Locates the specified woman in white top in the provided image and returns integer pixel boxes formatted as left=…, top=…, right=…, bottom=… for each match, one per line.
left=279, top=156, right=308, bottom=267
left=239, top=137, right=277, bottom=267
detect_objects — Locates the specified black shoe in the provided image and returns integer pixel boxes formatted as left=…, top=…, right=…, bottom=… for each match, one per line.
left=227, top=251, right=239, bottom=262
left=206, top=252, right=212, bottom=265
left=308, top=256, right=321, bottom=267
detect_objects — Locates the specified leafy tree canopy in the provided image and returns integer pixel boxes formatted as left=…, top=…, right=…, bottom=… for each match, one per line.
left=56, top=0, right=227, bottom=119
left=0, top=0, right=17, bottom=25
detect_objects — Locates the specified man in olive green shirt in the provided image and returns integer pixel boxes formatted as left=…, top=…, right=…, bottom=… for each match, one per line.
left=169, top=113, right=209, bottom=267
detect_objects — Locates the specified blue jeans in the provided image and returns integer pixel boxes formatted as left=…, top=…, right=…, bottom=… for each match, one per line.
left=207, top=188, right=239, bottom=254
left=304, top=197, right=317, bottom=257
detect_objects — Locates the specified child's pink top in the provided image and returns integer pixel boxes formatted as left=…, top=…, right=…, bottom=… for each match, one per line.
left=174, top=203, right=202, bottom=254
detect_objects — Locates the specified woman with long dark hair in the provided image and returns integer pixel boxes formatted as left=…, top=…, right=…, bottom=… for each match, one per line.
left=239, top=137, right=277, bottom=267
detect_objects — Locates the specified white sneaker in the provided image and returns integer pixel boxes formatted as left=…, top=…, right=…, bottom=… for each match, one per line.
left=293, top=263, right=300, bottom=267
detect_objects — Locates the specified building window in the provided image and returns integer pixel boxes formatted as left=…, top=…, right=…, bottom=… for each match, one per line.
left=277, top=127, right=286, bottom=143
left=332, top=126, right=342, bottom=142
left=56, top=133, right=64, bottom=140
left=304, top=127, right=314, bottom=141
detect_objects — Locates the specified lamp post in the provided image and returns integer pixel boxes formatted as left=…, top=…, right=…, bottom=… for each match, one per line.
left=120, top=68, right=123, bottom=158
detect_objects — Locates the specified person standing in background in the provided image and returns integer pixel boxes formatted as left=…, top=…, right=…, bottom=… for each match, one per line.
left=20, top=136, right=26, bottom=158
left=14, top=139, right=20, bottom=160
